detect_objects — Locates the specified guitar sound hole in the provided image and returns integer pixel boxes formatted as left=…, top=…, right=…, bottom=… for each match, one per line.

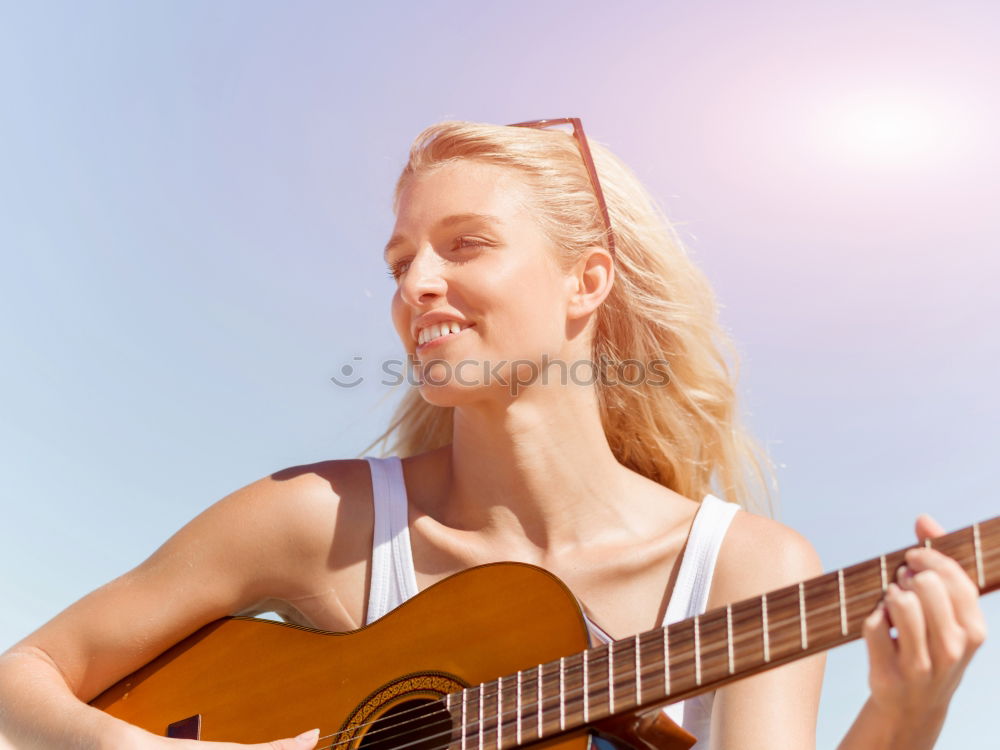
left=358, top=698, right=453, bottom=750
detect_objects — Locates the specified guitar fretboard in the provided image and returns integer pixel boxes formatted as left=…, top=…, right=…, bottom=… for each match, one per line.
left=442, top=516, right=1000, bottom=750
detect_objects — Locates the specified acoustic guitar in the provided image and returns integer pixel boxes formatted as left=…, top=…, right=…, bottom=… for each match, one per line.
left=90, top=516, right=999, bottom=750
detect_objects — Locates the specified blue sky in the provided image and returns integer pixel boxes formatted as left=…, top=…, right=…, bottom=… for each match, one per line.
left=1, top=1, right=997, bottom=746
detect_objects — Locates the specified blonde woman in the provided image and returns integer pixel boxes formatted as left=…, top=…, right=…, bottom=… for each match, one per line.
left=0, top=119, right=986, bottom=750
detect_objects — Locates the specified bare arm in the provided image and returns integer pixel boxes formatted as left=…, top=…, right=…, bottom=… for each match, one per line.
left=0, top=460, right=367, bottom=749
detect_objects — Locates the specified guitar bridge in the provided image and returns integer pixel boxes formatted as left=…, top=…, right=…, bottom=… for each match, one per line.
left=166, top=714, right=202, bottom=739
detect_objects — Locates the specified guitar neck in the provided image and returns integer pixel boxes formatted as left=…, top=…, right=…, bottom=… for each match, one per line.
left=444, top=515, right=1000, bottom=748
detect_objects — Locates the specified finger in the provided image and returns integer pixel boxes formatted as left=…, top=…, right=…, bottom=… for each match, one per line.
left=915, top=514, right=946, bottom=543
left=906, top=547, right=980, bottom=600
left=260, top=728, right=320, bottom=749
left=862, top=600, right=897, bottom=687
left=905, top=547, right=987, bottom=648
left=884, top=582, right=932, bottom=681
left=897, top=565, right=966, bottom=673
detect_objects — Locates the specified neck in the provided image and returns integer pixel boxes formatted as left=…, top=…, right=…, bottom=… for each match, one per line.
left=441, top=380, right=630, bottom=550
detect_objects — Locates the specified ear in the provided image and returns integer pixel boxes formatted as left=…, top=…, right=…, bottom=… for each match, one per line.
left=565, top=246, right=614, bottom=321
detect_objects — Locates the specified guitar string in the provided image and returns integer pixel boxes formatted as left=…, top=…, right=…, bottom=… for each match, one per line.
left=309, top=544, right=997, bottom=750
left=306, top=546, right=999, bottom=750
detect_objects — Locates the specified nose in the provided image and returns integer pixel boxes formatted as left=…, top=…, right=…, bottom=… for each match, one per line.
left=398, top=246, right=447, bottom=307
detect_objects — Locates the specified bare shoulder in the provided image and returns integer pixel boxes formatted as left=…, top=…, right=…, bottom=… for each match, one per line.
left=58, top=454, right=376, bottom=614
left=707, top=509, right=824, bottom=608
left=197, top=457, right=374, bottom=594
left=256, top=457, right=373, bottom=534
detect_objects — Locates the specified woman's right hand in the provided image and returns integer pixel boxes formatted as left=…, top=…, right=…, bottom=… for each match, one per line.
left=141, top=727, right=321, bottom=750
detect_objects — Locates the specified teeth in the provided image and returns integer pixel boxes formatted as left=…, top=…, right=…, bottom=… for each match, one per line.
left=417, top=320, right=467, bottom=346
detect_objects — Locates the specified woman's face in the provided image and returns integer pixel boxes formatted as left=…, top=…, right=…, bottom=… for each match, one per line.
left=386, top=160, right=578, bottom=404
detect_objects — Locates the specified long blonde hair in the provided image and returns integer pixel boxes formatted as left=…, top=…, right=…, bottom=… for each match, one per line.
left=366, top=120, right=777, bottom=516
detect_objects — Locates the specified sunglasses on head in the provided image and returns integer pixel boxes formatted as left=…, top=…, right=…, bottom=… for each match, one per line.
left=507, top=118, right=616, bottom=257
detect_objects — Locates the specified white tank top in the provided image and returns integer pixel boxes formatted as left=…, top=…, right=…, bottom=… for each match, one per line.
left=363, top=456, right=739, bottom=750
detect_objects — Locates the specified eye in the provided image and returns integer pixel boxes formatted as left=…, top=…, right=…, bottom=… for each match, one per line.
left=386, top=259, right=410, bottom=280
left=386, top=237, right=492, bottom=281
left=455, top=236, right=488, bottom=249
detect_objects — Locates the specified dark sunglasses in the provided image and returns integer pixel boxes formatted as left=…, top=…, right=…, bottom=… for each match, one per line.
left=507, top=118, right=617, bottom=257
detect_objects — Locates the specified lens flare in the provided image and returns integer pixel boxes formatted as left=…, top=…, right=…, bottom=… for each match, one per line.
left=818, top=90, right=973, bottom=170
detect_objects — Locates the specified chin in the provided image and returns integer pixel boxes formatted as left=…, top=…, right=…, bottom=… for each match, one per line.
left=415, top=377, right=491, bottom=408
left=416, top=377, right=521, bottom=410
left=417, top=385, right=470, bottom=409
left=415, top=351, right=555, bottom=407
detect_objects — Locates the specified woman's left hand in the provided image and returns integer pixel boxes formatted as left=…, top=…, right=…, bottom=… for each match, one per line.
left=861, top=514, right=988, bottom=731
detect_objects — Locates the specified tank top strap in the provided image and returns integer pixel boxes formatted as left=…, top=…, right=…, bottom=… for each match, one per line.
left=658, top=494, right=739, bottom=748
left=663, top=494, right=740, bottom=625
left=583, top=613, right=614, bottom=645
left=364, top=456, right=420, bottom=625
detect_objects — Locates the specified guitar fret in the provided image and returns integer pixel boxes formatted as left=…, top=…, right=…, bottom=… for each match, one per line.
left=582, top=650, right=589, bottom=722
left=837, top=569, right=848, bottom=636
left=974, top=523, right=985, bottom=588
left=798, top=582, right=808, bottom=650
left=634, top=634, right=642, bottom=704
left=607, top=644, right=615, bottom=713
left=536, top=665, right=543, bottom=738
left=496, top=677, right=503, bottom=750
left=461, top=689, right=468, bottom=750
left=761, top=595, right=770, bottom=662
left=478, top=683, right=484, bottom=750
left=726, top=604, right=734, bottom=674
left=663, top=627, right=670, bottom=694
left=446, top=693, right=455, bottom=750
left=879, top=555, right=888, bottom=592
left=516, top=671, right=522, bottom=745
left=694, top=615, right=702, bottom=685
left=558, top=658, right=565, bottom=731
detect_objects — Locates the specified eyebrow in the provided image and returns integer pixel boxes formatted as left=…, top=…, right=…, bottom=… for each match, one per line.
left=383, top=213, right=503, bottom=259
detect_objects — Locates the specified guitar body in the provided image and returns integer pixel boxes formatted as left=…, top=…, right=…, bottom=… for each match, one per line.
left=90, top=562, right=696, bottom=749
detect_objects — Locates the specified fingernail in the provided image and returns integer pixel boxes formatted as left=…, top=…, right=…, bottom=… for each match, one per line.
left=296, top=728, right=320, bottom=742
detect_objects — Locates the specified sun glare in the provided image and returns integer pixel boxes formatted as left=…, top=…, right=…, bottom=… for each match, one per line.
left=818, top=91, right=972, bottom=171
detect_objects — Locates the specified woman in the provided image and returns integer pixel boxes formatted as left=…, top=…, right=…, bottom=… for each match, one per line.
left=0, top=119, right=986, bottom=749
